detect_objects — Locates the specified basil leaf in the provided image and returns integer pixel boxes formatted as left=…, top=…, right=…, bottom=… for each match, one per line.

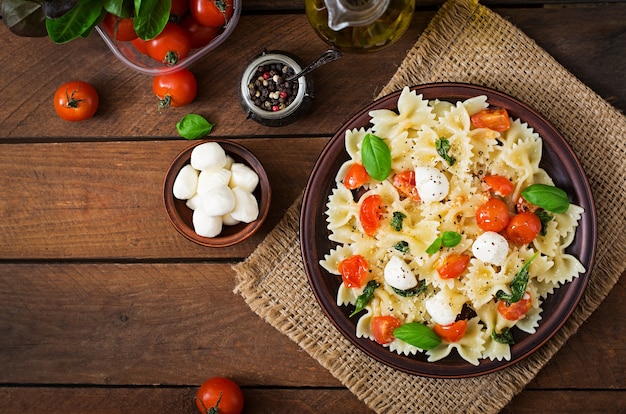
left=103, top=0, right=134, bottom=18
left=435, top=137, right=456, bottom=166
left=176, top=114, right=215, bottom=140
left=349, top=281, right=379, bottom=317
left=393, top=241, right=410, bottom=253
left=2, top=0, right=48, bottom=37
left=392, top=280, right=427, bottom=297
left=133, top=0, right=170, bottom=40
left=45, top=0, right=103, bottom=44
left=521, top=184, right=570, bottom=214
left=441, top=231, right=462, bottom=248
left=425, top=237, right=442, bottom=255
left=535, top=209, right=553, bottom=236
left=43, top=0, right=80, bottom=19
left=361, top=133, right=391, bottom=181
left=492, top=327, right=515, bottom=344
left=390, top=211, right=406, bottom=231
left=393, top=323, right=442, bottom=350
left=496, top=252, right=539, bottom=304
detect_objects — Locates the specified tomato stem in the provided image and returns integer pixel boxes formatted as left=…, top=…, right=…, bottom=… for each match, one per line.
left=65, top=86, right=84, bottom=108
left=158, top=94, right=172, bottom=110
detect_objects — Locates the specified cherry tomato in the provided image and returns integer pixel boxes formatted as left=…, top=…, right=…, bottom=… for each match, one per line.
left=371, top=315, right=402, bottom=345
left=170, top=0, right=189, bottom=21
left=131, top=37, right=149, bottom=55
left=497, top=292, right=532, bottom=321
left=392, top=171, right=421, bottom=202
left=53, top=80, right=98, bottom=122
left=471, top=108, right=511, bottom=132
left=343, top=163, right=369, bottom=190
left=359, top=194, right=384, bottom=236
left=102, top=13, right=137, bottom=41
left=190, top=0, right=234, bottom=27
left=147, top=22, right=192, bottom=65
left=484, top=175, right=514, bottom=197
left=153, top=69, right=197, bottom=109
left=181, top=16, right=219, bottom=49
left=337, top=255, right=369, bottom=289
left=434, top=320, right=467, bottom=342
left=506, top=212, right=542, bottom=245
left=437, top=254, right=470, bottom=279
left=196, top=377, right=244, bottom=414
left=476, top=198, right=510, bottom=232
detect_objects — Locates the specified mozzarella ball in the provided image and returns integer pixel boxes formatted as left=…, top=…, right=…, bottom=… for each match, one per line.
left=197, top=168, right=231, bottom=195
left=193, top=208, right=223, bottom=238
left=190, top=142, right=227, bottom=171
left=472, top=231, right=509, bottom=265
left=200, top=185, right=235, bottom=216
left=230, top=187, right=259, bottom=223
left=414, top=167, right=449, bottom=202
left=222, top=213, right=241, bottom=226
left=185, top=193, right=202, bottom=211
left=229, top=163, right=259, bottom=193
left=172, top=164, right=199, bottom=200
left=224, top=155, right=235, bottom=169
left=424, top=290, right=463, bottom=326
left=384, top=255, right=418, bottom=291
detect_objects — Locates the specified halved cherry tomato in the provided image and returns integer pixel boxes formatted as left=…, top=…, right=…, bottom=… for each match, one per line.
left=102, top=13, right=137, bottom=41
left=392, top=171, right=421, bottom=202
left=190, top=0, right=234, bottom=28
left=53, top=80, right=98, bottom=122
left=153, top=69, right=197, bottom=109
left=506, top=212, right=542, bottom=245
left=371, top=315, right=402, bottom=345
left=471, top=108, right=511, bottom=132
left=196, top=377, right=244, bottom=414
left=434, top=320, right=468, bottom=342
left=337, top=255, right=369, bottom=288
left=180, top=16, right=219, bottom=49
left=147, top=22, right=191, bottom=65
left=343, top=163, right=370, bottom=190
left=484, top=175, right=514, bottom=197
left=359, top=194, right=384, bottom=236
left=476, top=198, right=510, bottom=232
left=437, top=254, right=470, bottom=279
left=497, top=292, right=532, bottom=321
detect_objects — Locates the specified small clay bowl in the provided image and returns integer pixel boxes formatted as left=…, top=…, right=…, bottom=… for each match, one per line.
left=163, top=139, right=271, bottom=247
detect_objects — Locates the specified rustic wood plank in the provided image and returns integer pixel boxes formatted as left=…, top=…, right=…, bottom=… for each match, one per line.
left=0, top=138, right=326, bottom=260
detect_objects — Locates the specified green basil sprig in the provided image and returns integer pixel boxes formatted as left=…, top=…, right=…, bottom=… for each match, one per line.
left=492, top=327, right=515, bottom=344
left=435, top=137, right=456, bottom=166
left=176, top=114, right=215, bottom=140
left=393, top=241, right=410, bottom=253
left=390, top=211, right=406, bottom=231
left=349, top=280, right=380, bottom=317
left=495, top=252, right=539, bottom=304
left=361, top=133, right=392, bottom=181
left=425, top=231, right=462, bottom=254
left=393, top=322, right=442, bottom=350
left=521, top=184, right=570, bottom=214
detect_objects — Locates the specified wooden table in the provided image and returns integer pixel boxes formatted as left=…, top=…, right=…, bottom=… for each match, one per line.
left=1, top=1, right=624, bottom=412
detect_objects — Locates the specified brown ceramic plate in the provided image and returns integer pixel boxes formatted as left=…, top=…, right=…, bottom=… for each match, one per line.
left=163, top=139, right=271, bottom=248
left=300, top=83, right=596, bottom=378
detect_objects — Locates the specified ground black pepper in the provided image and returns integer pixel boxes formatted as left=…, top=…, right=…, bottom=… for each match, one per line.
left=248, top=62, right=299, bottom=112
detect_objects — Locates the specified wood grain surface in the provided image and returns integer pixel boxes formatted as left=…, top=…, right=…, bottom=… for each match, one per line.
left=0, top=1, right=624, bottom=413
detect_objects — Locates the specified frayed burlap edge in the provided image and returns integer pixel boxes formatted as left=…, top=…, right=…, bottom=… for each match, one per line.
left=234, top=0, right=626, bottom=412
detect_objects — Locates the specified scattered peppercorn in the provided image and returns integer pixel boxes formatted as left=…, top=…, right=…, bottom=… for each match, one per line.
left=248, top=62, right=299, bottom=112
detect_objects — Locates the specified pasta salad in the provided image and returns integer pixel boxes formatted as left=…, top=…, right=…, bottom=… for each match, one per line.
left=320, top=87, right=585, bottom=365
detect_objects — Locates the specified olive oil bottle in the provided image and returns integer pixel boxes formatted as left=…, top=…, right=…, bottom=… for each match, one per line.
left=305, top=0, right=415, bottom=53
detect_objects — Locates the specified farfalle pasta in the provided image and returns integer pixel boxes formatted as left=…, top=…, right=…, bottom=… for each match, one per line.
left=320, top=87, right=585, bottom=365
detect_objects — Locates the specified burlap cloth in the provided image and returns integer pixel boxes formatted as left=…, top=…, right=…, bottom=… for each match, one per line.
left=233, top=0, right=626, bottom=412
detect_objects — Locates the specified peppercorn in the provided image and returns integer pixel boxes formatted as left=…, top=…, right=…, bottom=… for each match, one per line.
left=248, top=62, right=299, bottom=113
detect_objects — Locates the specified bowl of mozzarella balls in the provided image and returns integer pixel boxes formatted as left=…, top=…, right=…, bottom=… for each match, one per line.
left=163, top=140, right=271, bottom=247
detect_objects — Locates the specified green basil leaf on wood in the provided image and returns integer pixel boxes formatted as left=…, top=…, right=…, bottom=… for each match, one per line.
left=176, top=114, right=215, bottom=140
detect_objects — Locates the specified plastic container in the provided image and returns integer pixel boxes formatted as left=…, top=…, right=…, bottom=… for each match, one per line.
left=95, top=0, right=241, bottom=76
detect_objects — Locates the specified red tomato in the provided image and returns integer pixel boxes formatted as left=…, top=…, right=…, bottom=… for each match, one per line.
left=471, top=108, right=511, bottom=132
left=196, top=377, right=244, bottom=414
left=392, top=171, right=421, bottom=202
left=102, top=13, right=137, bottom=41
left=131, top=37, right=149, bottom=55
left=506, top=212, right=542, bottom=245
left=476, top=198, right=510, bottom=232
left=147, top=22, right=192, bottom=65
left=337, top=255, right=369, bottom=289
left=343, top=163, right=370, bottom=190
left=497, top=292, right=532, bottom=321
left=359, top=194, right=384, bottom=236
left=437, top=254, right=470, bottom=279
left=434, top=320, right=468, bottom=342
left=53, top=80, right=98, bottom=122
left=190, top=0, right=234, bottom=27
left=153, top=69, right=197, bottom=109
left=484, top=175, right=514, bottom=197
left=181, top=16, right=219, bottom=49
left=170, top=0, right=189, bottom=20
left=371, top=315, right=402, bottom=345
